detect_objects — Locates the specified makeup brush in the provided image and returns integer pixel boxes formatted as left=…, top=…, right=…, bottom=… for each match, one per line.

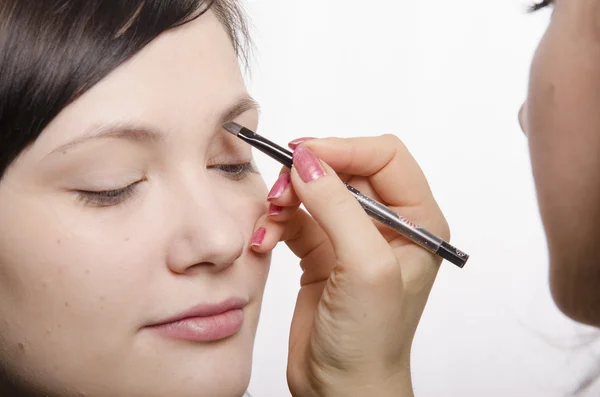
left=223, top=122, right=468, bottom=268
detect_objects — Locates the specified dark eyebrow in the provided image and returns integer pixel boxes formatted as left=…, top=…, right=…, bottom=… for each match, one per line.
left=47, top=95, right=260, bottom=156
left=218, top=95, right=260, bottom=128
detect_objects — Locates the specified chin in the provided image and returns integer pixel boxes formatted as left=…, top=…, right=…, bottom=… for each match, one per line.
left=11, top=336, right=255, bottom=397
left=131, top=327, right=256, bottom=397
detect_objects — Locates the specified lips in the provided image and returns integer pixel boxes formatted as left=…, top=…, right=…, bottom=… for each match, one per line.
left=147, top=297, right=247, bottom=342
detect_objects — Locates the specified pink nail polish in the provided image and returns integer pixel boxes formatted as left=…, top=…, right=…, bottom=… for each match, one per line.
left=268, top=204, right=283, bottom=216
left=288, top=137, right=316, bottom=150
left=250, top=227, right=266, bottom=247
left=267, top=173, right=291, bottom=200
left=293, top=145, right=325, bottom=183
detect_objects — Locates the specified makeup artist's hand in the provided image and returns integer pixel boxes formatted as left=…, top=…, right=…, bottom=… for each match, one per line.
left=251, top=135, right=449, bottom=397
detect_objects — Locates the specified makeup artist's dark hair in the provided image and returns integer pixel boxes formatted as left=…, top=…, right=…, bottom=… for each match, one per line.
left=0, top=0, right=250, bottom=179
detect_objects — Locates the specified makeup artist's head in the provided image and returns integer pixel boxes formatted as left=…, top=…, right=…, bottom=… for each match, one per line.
left=519, top=0, right=600, bottom=328
left=0, top=1, right=268, bottom=396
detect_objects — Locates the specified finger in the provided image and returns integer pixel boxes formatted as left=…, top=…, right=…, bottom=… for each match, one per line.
left=249, top=213, right=286, bottom=254
left=266, top=171, right=300, bottom=206
left=290, top=145, right=398, bottom=273
left=259, top=206, right=337, bottom=285
left=282, top=210, right=337, bottom=285
left=251, top=205, right=338, bottom=285
left=250, top=201, right=336, bottom=286
left=300, top=135, right=434, bottom=209
left=266, top=202, right=299, bottom=222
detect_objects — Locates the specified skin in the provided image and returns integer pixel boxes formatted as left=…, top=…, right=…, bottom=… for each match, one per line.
left=254, top=137, right=449, bottom=396
left=8, top=0, right=593, bottom=394
left=264, top=1, right=600, bottom=395
left=519, top=0, right=600, bottom=326
left=0, top=4, right=450, bottom=397
left=0, top=11, right=268, bottom=397
left=9, top=0, right=599, bottom=394
left=269, top=1, right=600, bottom=395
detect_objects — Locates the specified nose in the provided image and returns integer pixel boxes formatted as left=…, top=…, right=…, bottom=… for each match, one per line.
left=165, top=180, right=246, bottom=275
left=518, top=102, right=528, bottom=136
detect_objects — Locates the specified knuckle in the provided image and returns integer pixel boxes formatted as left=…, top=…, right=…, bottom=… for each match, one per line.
left=381, top=134, right=414, bottom=168
left=381, top=133, right=407, bottom=151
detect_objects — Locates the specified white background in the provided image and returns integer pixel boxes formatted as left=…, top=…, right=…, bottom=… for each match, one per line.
left=240, top=1, right=600, bottom=396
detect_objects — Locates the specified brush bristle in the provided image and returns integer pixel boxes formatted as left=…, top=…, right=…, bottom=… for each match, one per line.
left=223, top=122, right=243, bottom=135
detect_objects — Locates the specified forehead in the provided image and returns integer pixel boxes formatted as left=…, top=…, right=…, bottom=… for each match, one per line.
left=29, top=10, right=245, bottom=156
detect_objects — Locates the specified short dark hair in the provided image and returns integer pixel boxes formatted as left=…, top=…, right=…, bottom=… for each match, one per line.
left=0, top=0, right=250, bottom=179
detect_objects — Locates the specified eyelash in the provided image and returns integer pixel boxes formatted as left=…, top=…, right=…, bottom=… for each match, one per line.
left=77, top=163, right=257, bottom=207
left=77, top=181, right=140, bottom=208
left=211, top=162, right=258, bottom=181
left=529, top=0, right=553, bottom=11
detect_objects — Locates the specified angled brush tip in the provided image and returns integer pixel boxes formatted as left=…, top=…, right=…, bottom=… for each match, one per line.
left=223, top=122, right=243, bottom=136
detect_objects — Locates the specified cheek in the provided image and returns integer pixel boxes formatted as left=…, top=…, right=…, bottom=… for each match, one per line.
left=0, top=196, right=145, bottom=331
left=216, top=173, right=269, bottom=232
left=226, top=177, right=271, bottom=292
left=227, top=177, right=271, bottom=272
left=0, top=195, right=151, bottom=391
left=0, top=175, right=271, bottom=342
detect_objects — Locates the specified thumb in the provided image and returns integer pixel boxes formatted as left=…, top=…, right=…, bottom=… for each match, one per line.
left=290, top=145, right=397, bottom=274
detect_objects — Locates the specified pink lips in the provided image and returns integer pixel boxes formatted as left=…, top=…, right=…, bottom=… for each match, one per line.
left=147, top=298, right=247, bottom=342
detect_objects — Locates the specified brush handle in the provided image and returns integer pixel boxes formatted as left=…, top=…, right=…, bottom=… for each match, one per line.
left=234, top=125, right=468, bottom=268
left=345, top=185, right=468, bottom=268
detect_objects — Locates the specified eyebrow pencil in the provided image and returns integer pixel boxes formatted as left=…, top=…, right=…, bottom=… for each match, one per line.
left=223, top=122, right=469, bottom=268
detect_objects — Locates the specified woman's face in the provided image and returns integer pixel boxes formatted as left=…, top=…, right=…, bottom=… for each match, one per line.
left=520, top=0, right=600, bottom=326
left=0, top=11, right=269, bottom=397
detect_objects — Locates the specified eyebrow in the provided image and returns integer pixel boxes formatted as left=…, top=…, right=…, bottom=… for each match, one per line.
left=48, top=95, right=260, bottom=155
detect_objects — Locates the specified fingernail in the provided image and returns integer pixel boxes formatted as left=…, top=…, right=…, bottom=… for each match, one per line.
left=293, top=145, right=325, bottom=183
left=267, top=173, right=291, bottom=200
left=288, top=137, right=316, bottom=150
left=250, top=227, right=266, bottom=247
left=268, top=203, right=283, bottom=216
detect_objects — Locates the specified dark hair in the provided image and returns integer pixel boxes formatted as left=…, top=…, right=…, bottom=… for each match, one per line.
left=0, top=0, right=250, bottom=179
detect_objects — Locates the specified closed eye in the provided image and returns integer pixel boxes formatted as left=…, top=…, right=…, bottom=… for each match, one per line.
left=75, top=163, right=257, bottom=208
left=211, top=162, right=258, bottom=181
left=76, top=180, right=143, bottom=207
